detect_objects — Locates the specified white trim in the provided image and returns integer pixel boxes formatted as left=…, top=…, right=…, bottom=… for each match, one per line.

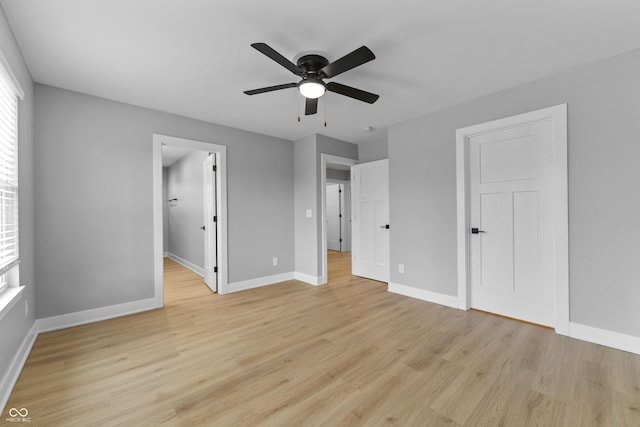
left=388, top=282, right=459, bottom=309
left=320, top=154, right=358, bottom=285
left=153, top=134, right=229, bottom=300
left=167, top=252, right=205, bottom=278
left=225, top=272, right=295, bottom=294
left=0, top=286, right=24, bottom=322
left=0, top=321, right=37, bottom=414
left=153, top=139, right=164, bottom=306
left=455, top=104, right=569, bottom=335
left=570, top=323, right=640, bottom=355
left=294, top=272, right=323, bottom=286
left=36, top=297, right=158, bottom=333
left=0, top=48, right=25, bottom=99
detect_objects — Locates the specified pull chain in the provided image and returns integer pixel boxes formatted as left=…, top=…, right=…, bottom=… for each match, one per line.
left=324, top=95, right=327, bottom=127
left=297, top=95, right=301, bottom=122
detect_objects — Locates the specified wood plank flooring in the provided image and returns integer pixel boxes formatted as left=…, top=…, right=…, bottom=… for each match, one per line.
left=3, top=251, right=640, bottom=426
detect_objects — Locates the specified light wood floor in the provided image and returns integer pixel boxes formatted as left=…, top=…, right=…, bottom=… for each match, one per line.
left=4, top=251, right=640, bottom=426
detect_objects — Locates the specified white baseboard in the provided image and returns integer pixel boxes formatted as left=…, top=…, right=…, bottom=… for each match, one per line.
left=0, top=321, right=37, bottom=414
left=37, top=297, right=160, bottom=333
left=167, top=252, right=205, bottom=278
left=570, top=322, right=640, bottom=355
left=294, top=272, right=323, bottom=286
left=388, top=282, right=459, bottom=309
left=225, top=272, right=295, bottom=294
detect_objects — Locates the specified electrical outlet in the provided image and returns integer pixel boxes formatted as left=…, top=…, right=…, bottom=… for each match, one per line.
left=399, top=264, right=405, bottom=274
left=305, top=209, right=312, bottom=218
left=24, top=300, right=29, bottom=317
left=272, top=257, right=278, bottom=266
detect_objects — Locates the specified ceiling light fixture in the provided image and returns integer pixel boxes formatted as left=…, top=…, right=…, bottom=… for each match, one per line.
left=298, top=77, right=326, bottom=99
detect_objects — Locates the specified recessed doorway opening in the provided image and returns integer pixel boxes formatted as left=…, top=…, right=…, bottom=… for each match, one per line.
left=152, top=134, right=228, bottom=306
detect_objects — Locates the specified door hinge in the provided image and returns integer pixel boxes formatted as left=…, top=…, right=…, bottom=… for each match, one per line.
left=212, top=165, right=217, bottom=172
left=339, top=214, right=342, bottom=218
left=339, top=189, right=342, bottom=193
left=340, top=238, right=342, bottom=242
left=213, top=216, right=217, bottom=222
left=214, top=266, right=218, bottom=273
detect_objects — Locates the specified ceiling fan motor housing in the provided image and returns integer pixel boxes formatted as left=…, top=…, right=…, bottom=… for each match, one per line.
left=296, top=54, right=330, bottom=78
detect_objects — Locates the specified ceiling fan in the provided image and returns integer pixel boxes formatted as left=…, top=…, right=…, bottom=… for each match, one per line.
left=244, top=43, right=380, bottom=116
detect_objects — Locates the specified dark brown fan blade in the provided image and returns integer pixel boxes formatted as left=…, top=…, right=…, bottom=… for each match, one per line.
left=305, top=97, right=318, bottom=115
left=244, top=83, right=297, bottom=95
left=326, top=82, right=379, bottom=104
left=320, top=46, right=375, bottom=78
left=251, top=43, right=302, bottom=76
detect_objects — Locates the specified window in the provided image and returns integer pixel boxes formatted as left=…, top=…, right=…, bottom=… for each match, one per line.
left=0, top=52, right=21, bottom=295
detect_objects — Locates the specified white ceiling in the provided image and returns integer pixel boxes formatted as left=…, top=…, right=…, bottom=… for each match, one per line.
left=3, top=0, right=640, bottom=144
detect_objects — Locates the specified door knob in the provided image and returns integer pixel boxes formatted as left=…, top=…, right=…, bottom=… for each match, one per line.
left=200, top=225, right=206, bottom=231
left=379, top=224, right=390, bottom=229
left=471, top=227, right=485, bottom=234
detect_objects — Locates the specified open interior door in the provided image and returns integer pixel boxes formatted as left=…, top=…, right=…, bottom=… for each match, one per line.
left=203, top=154, right=217, bottom=292
left=351, top=160, right=389, bottom=282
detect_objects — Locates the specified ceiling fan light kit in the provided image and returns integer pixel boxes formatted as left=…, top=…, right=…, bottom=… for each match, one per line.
left=244, top=42, right=379, bottom=116
left=298, top=78, right=325, bottom=99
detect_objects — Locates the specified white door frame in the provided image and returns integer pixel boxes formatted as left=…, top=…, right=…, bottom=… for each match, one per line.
left=153, top=134, right=228, bottom=305
left=455, top=104, right=569, bottom=335
left=321, top=154, right=357, bottom=285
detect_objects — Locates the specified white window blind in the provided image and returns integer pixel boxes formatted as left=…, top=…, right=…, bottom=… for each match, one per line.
left=0, top=61, right=18, bottom=288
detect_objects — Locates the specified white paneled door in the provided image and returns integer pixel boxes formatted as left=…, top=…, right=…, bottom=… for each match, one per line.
left=202, top=154, right=217, bottom=292
left=352, top=160, right=389, bottom=282
left=469, top=121, right=554, bottom=326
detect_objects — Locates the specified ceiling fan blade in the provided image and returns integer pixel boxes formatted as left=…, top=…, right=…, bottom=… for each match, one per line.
left=244, top=82, right=297, bottom=95
left=320, top=46, right=375, bottom=78
left=251, top=43, right=302, bottom=76
left=326, top=82, right=379, bottom=104
left=305, top=97, right=318, bottom=115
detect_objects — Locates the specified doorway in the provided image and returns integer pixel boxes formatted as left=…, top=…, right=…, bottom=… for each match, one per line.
left=326, top=183, right=342, bottom=252
left=320, top=154, right=357, bottom=284
left=455, top=104, right=569, bottom=334
left=153, top=134, right=228, bottom=307
left=325, top=179, right=352, bottom=282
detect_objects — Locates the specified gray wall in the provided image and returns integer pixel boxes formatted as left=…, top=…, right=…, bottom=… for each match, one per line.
left=326, top=168, right=350, bottom=181
left=167, top=150, right=208, bottom=267
left=34, top=84, right=294, bottom=318
left=162, top=167, right=168, bottom=254
left=389, top=48, right=640, bottom=337
left=358, top=137, right=388, bottom=162
left=294, top=135, right=317, bottom=276
left=294, top=134, right=358, bottom=278
left=0, top=6, right=36, bottom=383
